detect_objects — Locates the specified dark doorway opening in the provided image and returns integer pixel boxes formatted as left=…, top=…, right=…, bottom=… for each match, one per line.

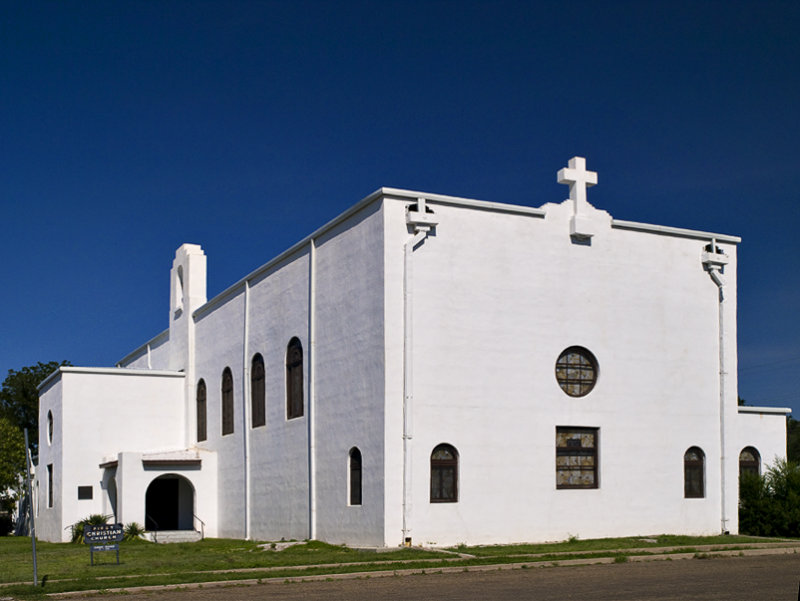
left=145, top=475, right=194, bottom=531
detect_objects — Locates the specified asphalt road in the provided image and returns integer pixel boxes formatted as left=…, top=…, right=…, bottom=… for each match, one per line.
left=86, top=554, right=800, bottom=601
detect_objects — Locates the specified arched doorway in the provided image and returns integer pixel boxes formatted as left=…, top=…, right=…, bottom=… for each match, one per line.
left=145, top=475, right=195, bottom=531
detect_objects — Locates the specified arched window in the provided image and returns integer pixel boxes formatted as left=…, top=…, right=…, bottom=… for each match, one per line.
left=684, top=446, right=705, bottom=498
left=221, top=368, right=234, bottom=435
left=47, top=410, right=53, bottom=445
left=739, top=447, right=760, bottom=478
left=251, top=353, right=266, bottom=428
left=430, top=444, right=458, bottom=503
left=286, top=337, right=304, bottom=419
left=196, top=379, right=207, bottom=442
left=349, top=447, right=362, bottom=506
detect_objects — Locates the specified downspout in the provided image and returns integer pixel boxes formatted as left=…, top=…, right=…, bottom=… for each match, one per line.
left=308, top=238, right=317, bottom=540
left=243, top=280, right=251, bottom=539
left=702, top=240, right=728, bottom=534
left=402, top=198, right=438, bottom=546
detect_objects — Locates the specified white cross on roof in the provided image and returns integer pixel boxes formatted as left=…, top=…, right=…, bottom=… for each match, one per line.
left=557, top=156, right=597, bottom=211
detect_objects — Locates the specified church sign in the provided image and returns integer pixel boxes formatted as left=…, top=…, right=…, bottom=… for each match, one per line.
left=84, top=523, right=124, bottom=565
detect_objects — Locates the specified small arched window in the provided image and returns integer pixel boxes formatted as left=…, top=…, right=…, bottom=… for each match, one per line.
left=684, top=446, right=705, bottom=498
left=196, top=380, right=207, bottom=442
left=222, top=368, right=234, bottom=435
left=430, top=444, right=458, bottom=503
left=349, top=447, right=362, bottom=506
left=739, top=447, right=760, bottom=478
left=286, top=337, right=304, bottom=419
left=47, top=410, right=54, bottom=445
left=251, top=353, right=266, bottom=428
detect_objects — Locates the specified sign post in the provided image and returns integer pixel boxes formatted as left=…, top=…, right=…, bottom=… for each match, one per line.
left=84, top=523, right=124, bottom=565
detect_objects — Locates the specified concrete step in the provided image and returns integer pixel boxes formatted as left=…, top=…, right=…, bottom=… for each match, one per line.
left=146, top=530, right=203, bottom=544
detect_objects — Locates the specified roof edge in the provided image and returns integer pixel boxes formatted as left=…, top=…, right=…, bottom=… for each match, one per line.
left=612, top=219, right=741, bottom=243
left=738, top=405, right=792, bottom=415
left=38, top=366, right=184, bottom=392
left=117, top=328, right=169, bottom=367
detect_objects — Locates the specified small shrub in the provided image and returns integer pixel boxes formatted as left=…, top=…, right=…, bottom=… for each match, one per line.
left=124, top=522, right=146, bottom=541
left=70, top=514, right=111, bottom=543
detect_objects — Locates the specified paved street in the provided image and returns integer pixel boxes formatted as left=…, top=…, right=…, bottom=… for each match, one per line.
left=84, top=554, right=800, bottom=601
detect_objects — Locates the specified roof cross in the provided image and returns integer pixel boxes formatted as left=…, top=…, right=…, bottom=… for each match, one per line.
left=557, top=156, right=597, bottom=212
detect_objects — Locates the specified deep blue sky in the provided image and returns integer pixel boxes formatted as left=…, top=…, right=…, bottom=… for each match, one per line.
left=1, top=1, right=798, bottom=414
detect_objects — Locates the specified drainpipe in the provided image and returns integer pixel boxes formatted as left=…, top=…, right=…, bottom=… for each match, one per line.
left=702, top=240, right=729, bottom=534
left=308, top=238, right=317, bottom=541
left=402, top=198, right=438, bottom=546
left=242, top=280, right=251, bottom=539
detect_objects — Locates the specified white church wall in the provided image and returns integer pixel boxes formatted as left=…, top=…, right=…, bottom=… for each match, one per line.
left=735, top=408, right=789, bottom=473
left=37, top=376, right=64, bottom=542
left=402, top=196, right=738, bottom=546
left=40, top=177, right=777, bottom=549
left=311, top=200, right=386, bottom=546
left=193, top=290, right=247, bottom=538
left=381, top=198, right=413, bottom=545
left=113, top=450, right=218, bottom=538
left=37, top=368, right=185, bottom=541
left=244, top=249, right=311, bottom=541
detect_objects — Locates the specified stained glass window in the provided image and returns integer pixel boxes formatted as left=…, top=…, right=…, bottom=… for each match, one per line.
left=430, top=444, right=458, bottom=502
left=251, top=354, right=266, bottom=428
left=556, top=427, right=598, bottom=489
left=196, top=379, right=207, bottom=442
left=684, top=447, right=705, bottom=498
left=349, top=447, right=362, bottom=506
left=286, top=337, right=304, bottom=419
left=739, top=447, right=760, bottom=478
left=555, top=347, right=598, bottom=397
left=222, top=368, right=234, bottom=435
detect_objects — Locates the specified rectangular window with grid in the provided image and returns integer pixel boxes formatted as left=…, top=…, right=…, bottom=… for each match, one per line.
left=556, top=427, right=598, bottom=489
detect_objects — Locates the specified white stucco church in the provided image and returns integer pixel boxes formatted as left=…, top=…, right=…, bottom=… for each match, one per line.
left=37, top=157, right=789, bottom=546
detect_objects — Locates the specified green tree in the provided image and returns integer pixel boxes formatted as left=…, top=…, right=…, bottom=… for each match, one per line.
left=739, top=458, right=800, bottom=537
left=787, top=417, right=800, bottom=463
left=0, top=416, right=27, bottom=518
left=0, top=361, right=70, bottom=448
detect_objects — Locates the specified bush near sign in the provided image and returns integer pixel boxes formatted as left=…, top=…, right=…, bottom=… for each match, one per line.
left=85, top=524, right=124, bottom=565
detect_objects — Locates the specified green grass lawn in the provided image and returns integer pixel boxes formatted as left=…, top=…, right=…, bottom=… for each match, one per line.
left=450, top=533, right=768, bottom=556
left=0, top=533, right=792, bottom=599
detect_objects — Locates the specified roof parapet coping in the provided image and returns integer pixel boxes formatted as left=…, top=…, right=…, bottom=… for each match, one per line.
left=160, top=186, right=742, bottom=324
left=38, top=365, right=184, bottom=392
left=116, top=328, right=169, bottom=367
left=612, top=219, right=741, bottom=243
left=194, top=187, right=547, bottom=320
left=738, top=406, right=792, bottom=415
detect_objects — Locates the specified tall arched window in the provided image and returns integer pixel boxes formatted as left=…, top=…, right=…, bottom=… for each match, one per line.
left=349, top=447, right=362, bottom=506
left=739, top=447, right=760, bottom=478
left=222, top=368, right=234, bottom=435
left=286, top=337, right=304, bottom=419
left=684, top=446, right=705, bottom=498
left=251, top=353, right=266, bottom=428
left=430, top=444, right=458, bottom=503
left=196, top=379, right=207, bottom=442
